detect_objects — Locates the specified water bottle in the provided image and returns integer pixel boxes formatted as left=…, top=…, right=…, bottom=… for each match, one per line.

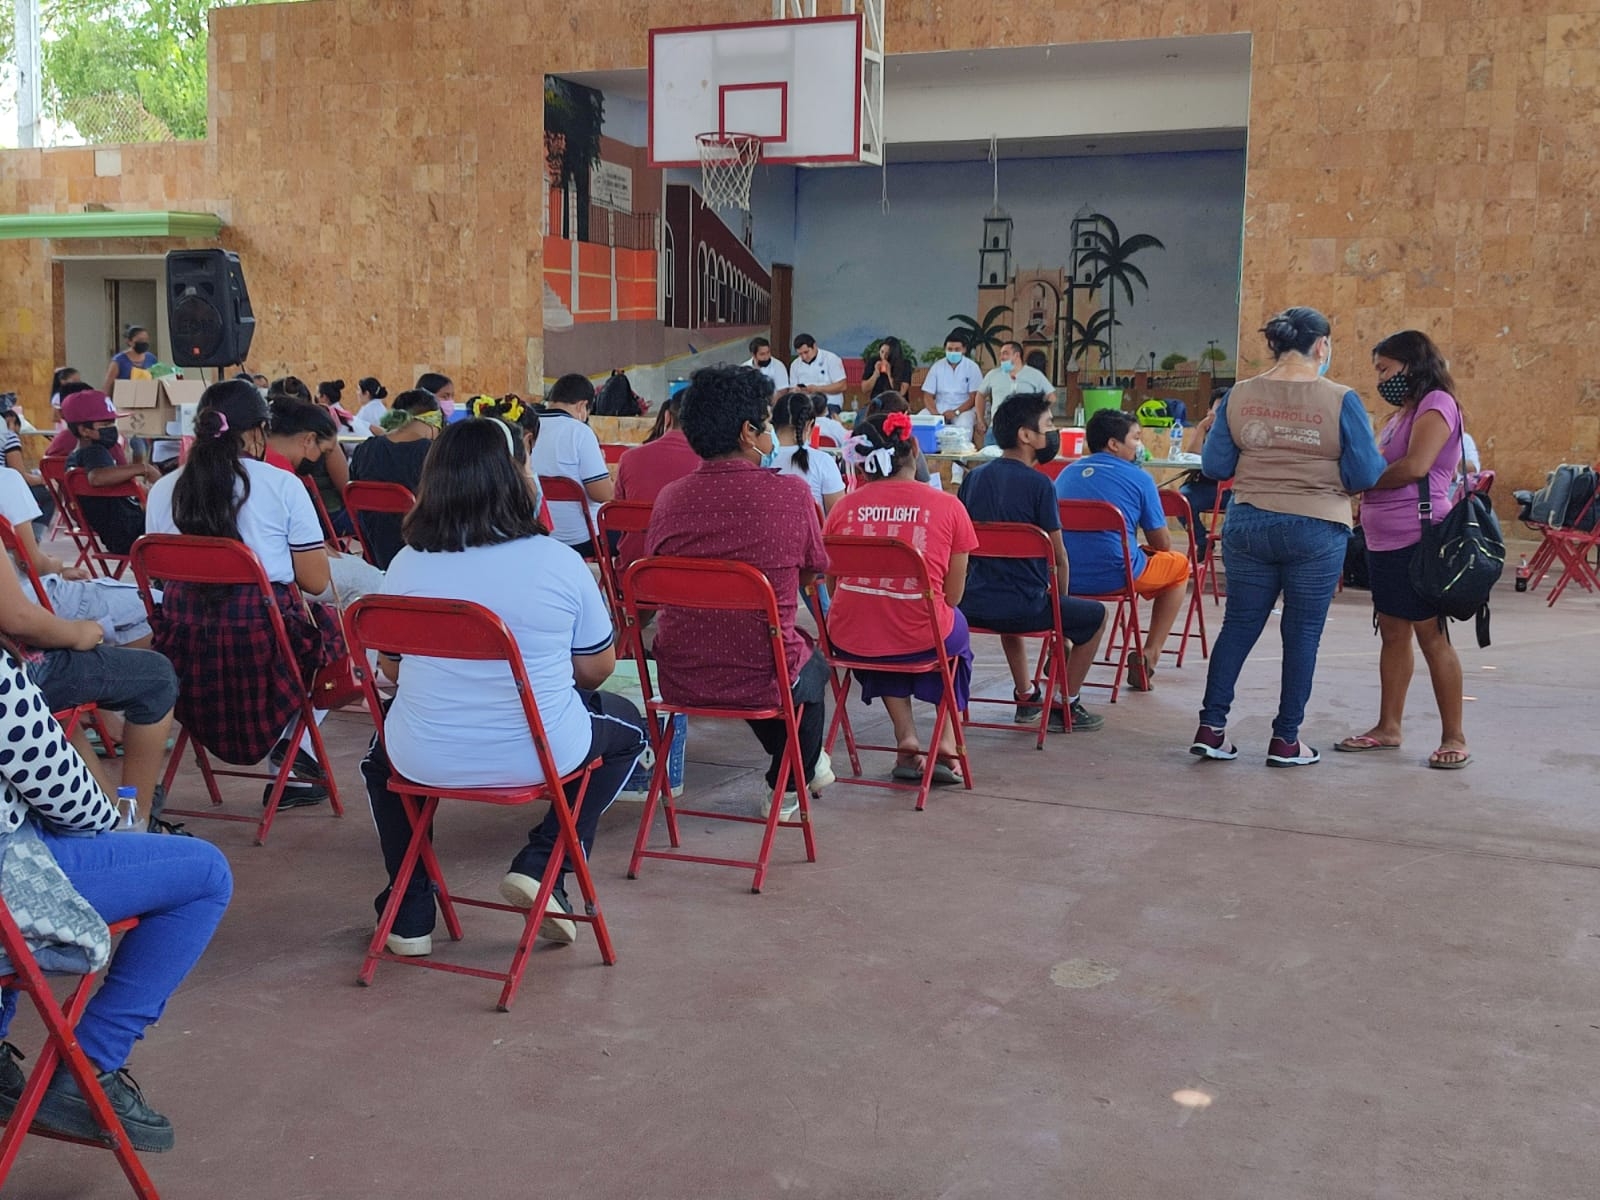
left=114, top=785, right=140, bottom=831
left=1514, top=555, right=1530, bottom=592
left=1168, top=422, right=1184, bottom=458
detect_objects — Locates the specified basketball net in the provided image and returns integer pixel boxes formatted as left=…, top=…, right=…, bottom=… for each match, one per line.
left=696, top=132, right=761, bottom=212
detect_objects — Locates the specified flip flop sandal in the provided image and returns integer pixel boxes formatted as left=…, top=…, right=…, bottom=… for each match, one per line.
left=891, top=761, right=924, bottom=782
left=1334, top=736, right=1400, bottom=753
left=930, top=762, right=961, bottom=786
left=1428, top=748, right=1472, bottom=770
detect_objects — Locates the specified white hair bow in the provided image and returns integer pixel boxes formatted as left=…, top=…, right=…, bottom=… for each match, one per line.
left=845, top=434, right=896, bottom=478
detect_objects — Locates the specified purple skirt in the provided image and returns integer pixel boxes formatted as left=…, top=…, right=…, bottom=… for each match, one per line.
left=849, top=608, right=973, bottom=709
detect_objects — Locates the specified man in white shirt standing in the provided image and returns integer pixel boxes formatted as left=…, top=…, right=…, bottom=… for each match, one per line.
left=979, top=340, right=1055, bottom=446
left=921, top=330, right=986, bottom=437
left=743, top=337, right=790, bottom=392
left=788, top=334, right=847, bottom=413
left=530, top=374, right=614, bottom=556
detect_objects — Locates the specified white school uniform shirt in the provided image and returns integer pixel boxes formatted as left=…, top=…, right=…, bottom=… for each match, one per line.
left=922, top=356, right=985, bottom=415
left=380, top=536, right=614, bottom=787
left=812, top=414, right=850, bottom=447
left=145, top=456, right=324, bottom=584
left=528, top=408, right=609, bottom=547
left=789, top=348, right=846, bottom=401
left=769, top=444, right=845, bottom=509
left=743, top=358, right=790, bottom=391
left=980, top=364, right=1054, bottom=418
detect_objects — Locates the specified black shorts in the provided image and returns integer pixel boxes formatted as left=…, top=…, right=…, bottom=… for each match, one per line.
left=963, top=596, right=1107, bottom=647
left=1366, top=544, right=1441, bottom=623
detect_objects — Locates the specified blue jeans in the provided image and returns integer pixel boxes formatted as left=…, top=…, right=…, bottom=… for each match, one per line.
left=0, top=830, right=232, bottom=1072
left=1198, top=504, right=1348, bottom=742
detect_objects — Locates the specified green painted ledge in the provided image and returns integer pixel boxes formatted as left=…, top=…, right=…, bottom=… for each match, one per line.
left=0, top=211, right=222, bottom=240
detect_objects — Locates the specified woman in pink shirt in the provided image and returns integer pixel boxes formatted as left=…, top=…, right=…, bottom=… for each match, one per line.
left=1339, top=330, right=1470, bottom=769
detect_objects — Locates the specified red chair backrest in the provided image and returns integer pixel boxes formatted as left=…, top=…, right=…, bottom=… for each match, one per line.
left=969, top=521, right=1058, bottom=587
left=595, top=499, right=653, bottom=540
left=38, top=456, right=68, bottom=487
left=344, top=596, right=567, bottom=782
left=64, top=466, right=142, bottom=502
left=130, top=532, right=277, bottom=591
left=301, top=474, right=345, bottom=548
left=818, top=534, right=945, bottom=661
left=37, top=457, right=81, bottom=531
left=538, top=475, right=592, bottom=506
left=816, top=434, right=840, bottom=449
left=0, top=520, right=52, bottom=608
left=344, top=480, right=416, bottom=516
left=1211, top=477, right=1234, bottom=519
left=1158, top=490, right=1204, bottom=568
left=1056, top=499, right=1139, bottom=596
left=600, top=443, right=628, bottom=465
left=1037, top=459, right=1071, bottom=480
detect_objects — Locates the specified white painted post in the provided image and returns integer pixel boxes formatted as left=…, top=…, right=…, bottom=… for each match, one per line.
left=15, top=0, right=42, bottom=148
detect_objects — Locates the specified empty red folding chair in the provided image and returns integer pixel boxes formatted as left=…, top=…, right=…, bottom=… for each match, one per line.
left=0, top=912, right=156, bottom=1198
left=343, top=481, right=416, bottom=568
left=63, top=468, right=141, bottom=578
left=813, top=534, right=974, bottom=811
left=301, top=474, right=351, bottom=554
left=1544, top=507, right=1600, bottom=606
left=961, top=522, right=1070, bottom=749
left=129, top=534, right=346, bottom=844
left=594, top=500, right=654, bottom=654
left=39, top=456, right=92, bottom=568
left=620, top=557, right=816, bottom=893
left=1056, top=500, right=1145, bottom=703
left=345, top=596, right=612, bottom=1009
left=1158, top=489, right=1209, bottom=667
left=1199, top=478, right=1233, bottom=604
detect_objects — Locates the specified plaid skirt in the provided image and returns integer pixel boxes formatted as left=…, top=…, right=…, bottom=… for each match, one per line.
left=152, top=581, right=346, bottom=765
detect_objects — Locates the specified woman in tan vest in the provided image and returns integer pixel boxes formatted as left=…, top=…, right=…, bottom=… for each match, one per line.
left=1189, top=307, right=1386, bottom=766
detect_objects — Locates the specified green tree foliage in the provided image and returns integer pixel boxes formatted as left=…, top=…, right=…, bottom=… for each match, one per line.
left=1160, top=351, right=1187, bottom=371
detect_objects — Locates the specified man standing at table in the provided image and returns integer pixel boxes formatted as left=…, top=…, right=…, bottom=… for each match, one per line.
left=978, top=340, right=1054, bottom=447
left=744, top=338, right=789, bottom=393
left=789, top=335, right=847, bottom=413
left=921, top=330, right=985, bottom=439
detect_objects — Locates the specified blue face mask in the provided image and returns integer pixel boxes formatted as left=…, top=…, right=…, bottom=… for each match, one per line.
left=945, top=350, right=964, bottom=366
left=1317, top=340, right=1332, bottom=377
left=1002, top=359, right=1017, bottom=374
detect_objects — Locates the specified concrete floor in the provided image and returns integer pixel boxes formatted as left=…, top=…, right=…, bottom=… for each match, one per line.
left=6, top=564, right=1599, bottom=1199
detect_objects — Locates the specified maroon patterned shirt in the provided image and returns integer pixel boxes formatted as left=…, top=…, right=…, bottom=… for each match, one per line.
left=645, top=459, right=828, bottom=709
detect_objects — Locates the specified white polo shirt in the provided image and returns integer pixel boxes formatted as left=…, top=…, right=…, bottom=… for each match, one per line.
left=790, top=348, right=846, bottom=401
left=528, top=407, right=609, bottom=548
left=921, top=356, right=985, bottom=414
left=145, top=456, right=324, bottom=584
left=743, top=358, right=790, bottom=391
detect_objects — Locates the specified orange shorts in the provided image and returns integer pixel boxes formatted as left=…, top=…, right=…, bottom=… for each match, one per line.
left=1134, top=549, right=1191, bottom=597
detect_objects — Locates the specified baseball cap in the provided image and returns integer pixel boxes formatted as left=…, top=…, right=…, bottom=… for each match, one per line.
left=60, top=390, right=125, bottom=425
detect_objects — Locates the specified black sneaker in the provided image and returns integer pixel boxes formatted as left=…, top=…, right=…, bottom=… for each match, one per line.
left=0, top=1041, right=25, bottom=1119
left=1053, top=701, right=1104, bottom=733
left=267, top=739, right=325, bottom=783
left=1013, top=687, right=1043, bottom=724
left=31, top=1066, right=175, bottom=1153
left=262, top=780, right=328, bottom=809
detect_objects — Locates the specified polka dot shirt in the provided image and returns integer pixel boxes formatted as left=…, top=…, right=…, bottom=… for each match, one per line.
left=0, top=654, right=116, bottom=834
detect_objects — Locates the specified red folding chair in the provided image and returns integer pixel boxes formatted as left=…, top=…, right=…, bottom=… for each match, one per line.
left=600, top=442, right=628, bottom=465
left=537, top=476, right=602, bottom=556
left=1037, top=459, right=1071, bottom=481
left=345, top=596, right=612, bottom=1009
left=343, top=481, right=416, bottom=568
left=39, top=456, right=91, bottom=566
left=301, top=475, right=351, bottom=554
left=1200, top=478, right=1233, bottom=605
left=1056, top=500, right=1145, bottom=703
left=812, top=535, right=974, bottom=812
left=0, top=521, right=120, bottom=757
left=0, top=912, right=155, bottom=1198
left=594, top=500, right=654, bottom=654
left=620, top=557, right=816, bottom=893
left=1158, top=489, right=1209, bottom=667
left=129, top=534, right=346, bottom=845
left=1544, top=509, right=1600, bottom=606
left=961, top=522, right=1070, bottom=749
left=63, top=468, right=141, bottom=578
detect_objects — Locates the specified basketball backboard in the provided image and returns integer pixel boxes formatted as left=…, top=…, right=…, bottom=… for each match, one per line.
left=649, top=15, right=866, bottom=167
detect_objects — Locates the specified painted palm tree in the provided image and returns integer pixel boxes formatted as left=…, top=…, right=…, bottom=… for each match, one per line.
left=945, top=305, right=1013, bottom=367
left=1065, top=307, right=1119, bottom=370
left=1078, top=215, right=1164, bottom=379
left=545, top=77, right=606, bottom=242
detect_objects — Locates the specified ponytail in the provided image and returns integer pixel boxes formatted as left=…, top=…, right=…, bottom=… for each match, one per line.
left=772, top=391, right=813, bottom=474
left=848, top=412, right=916, bottom=480
left=173, top=407, right=253, bottom=540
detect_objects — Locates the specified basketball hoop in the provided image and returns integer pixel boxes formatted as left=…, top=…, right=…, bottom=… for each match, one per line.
left=696, top=131, right=762, bottom=212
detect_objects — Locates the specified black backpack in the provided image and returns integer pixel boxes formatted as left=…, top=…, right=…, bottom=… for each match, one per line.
left=1408, top=414, right=1505, bottom=645
left=592, top=370, right=644, bottom=417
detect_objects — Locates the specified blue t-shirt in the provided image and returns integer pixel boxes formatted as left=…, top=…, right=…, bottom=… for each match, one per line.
left=1052, top=451, right=1166, bottom=594
left=957, top=457, right=1057, bottom=616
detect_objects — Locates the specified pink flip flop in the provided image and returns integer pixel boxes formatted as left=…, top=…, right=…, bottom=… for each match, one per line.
left=1334, top=735, right=1400, bottom=753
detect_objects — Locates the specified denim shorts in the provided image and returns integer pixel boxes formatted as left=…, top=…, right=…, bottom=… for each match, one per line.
left=31, top=645, right=178, bottom=726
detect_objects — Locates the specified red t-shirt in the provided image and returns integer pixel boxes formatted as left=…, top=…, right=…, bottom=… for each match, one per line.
left=645, top=459, right=828, bottom=709
left=264, top=446, right=295, bottom=472
left=613, top=430, right=701, bottom=569
left=823, top=478, right=978, bottom=658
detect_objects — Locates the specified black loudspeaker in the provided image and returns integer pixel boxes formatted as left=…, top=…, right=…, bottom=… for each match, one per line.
left=166, top=249, right=255, bottom=368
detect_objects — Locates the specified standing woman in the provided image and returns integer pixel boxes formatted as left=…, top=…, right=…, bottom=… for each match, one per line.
left=1337, top=330, right=1471, bottom=769
left=1189, top=307, right=1385, bottom=767
left=101, top=326, right=157, bottom=396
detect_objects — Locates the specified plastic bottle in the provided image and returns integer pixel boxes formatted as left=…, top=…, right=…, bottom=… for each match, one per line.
left=1514, top=555, right=1530, bottom=592
left=1168, top=421, right=1184, bottom=459
left=114, top=785, right=140, bottom=832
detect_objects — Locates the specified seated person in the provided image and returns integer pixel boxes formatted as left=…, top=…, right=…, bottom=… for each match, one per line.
left=862, top=390, right=934, bottom=485
left=0, top=392, right=54, bottom=535
left=0, top=463, right=151, bottom=646
left=1053, top=408, right=1191, bottom=692
left=978, top=340, right=1054, bottom=447
left=531, top=374, right=613, bottom=557
left=297, top=382, right=355, bottom=539
left=805, top=391, right=850, bottom=448
left=0, top=552, right=177, bottom=825
left=824, top=414, right=978, bottom=784
left=348, top=388, right=442, bottom=569
left=612, top=387, right=699, bottom=572
left=42, top=380, right=97, bottom=458
left=1177, top=393, right=1232, bottom=559
left=958, top=393, right=1108, bottom=732
left=365, top=418, right=645, bottom=954
left=0, top=642, right=230, bottom=1153
left=645, top=366, right=831, bottom=818
left=61, top=390, right=158, bottom=556
left=264, top=397, right=383, bottom=605
left=145, top=382, right=342, bottom=807
left=769, top=391, right=846, bottom=513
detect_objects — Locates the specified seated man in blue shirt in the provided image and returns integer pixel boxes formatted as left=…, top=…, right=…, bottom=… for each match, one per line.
left=958, top=393, right=1108, bottom=732
left=1052, top=408, right=1190, bottom=691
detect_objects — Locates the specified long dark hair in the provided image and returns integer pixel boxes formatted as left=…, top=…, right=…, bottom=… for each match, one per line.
left=1371, top=329, right=1458, bottom=406
left=174, top=381, right=264, bottom=540
left=402, top=418, right=547, bottom=552
left=416, top=372, right=453, bottom=397
left=771, top=390, right=813, bottom=474
left=879, top=336, right=908, bottom=381
left=269, top=397, right=337, bottom=439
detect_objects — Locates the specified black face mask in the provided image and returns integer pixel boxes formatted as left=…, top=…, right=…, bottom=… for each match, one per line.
left=95, top=427, right=120, bottom=448
left=1377, top=373, right=1411, bottom=407
left=1035, top=431, right=1061, bottom=465
left=131, top=340, right=150, bottom=354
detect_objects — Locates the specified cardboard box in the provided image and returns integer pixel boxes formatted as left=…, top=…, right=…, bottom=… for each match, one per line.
left=113, top=377, right=207, bottom=439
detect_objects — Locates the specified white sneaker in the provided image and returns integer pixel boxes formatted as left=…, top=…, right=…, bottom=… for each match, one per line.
left=759, top=791, right=802, bottom=821
left=810, top=750, right=835, bottom=791
left=384, top=931, right=433, bottom=957
left=498, top=873, right=577, bottom=944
